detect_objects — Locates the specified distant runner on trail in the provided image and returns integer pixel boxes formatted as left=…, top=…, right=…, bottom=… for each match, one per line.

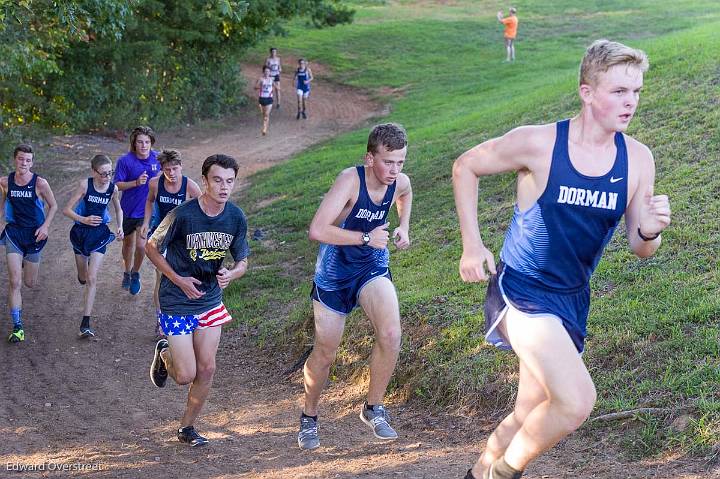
left=114, top=126, right=161, bottom=295
left=294, top=58, right=314, bottom=120
left=148, top=154, right=249, bottom=447
left=63, top=154, right=123, bottom=338
left=265, top=47, right=282, bottom=109
left=256, top=66, right=275, bottom=136
left=298, top=123, right=413, bottom=450
left=0, top=144, right=58, bottom=343
left=140, top=149, right=201, bottom=339
left=497, top=7, right=518, bottom=62
left=453, top=40, right=670, bottom=479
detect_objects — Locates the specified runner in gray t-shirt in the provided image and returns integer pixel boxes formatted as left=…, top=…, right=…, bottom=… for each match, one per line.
left=147, top=154, right=249, bottom=447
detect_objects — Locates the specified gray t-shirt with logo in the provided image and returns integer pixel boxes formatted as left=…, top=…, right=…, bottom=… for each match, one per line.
left=151, top=198, right=249, bottom=315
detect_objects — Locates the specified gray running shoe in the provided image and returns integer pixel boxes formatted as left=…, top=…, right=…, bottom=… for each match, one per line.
left=359, top=404, right=398, bottom=440
left=297, top=415, right=320, bottom=450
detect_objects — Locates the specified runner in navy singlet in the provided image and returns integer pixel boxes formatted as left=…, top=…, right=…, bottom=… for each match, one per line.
left=293, top=58, right=314, bottom=120
left=298, top=123, right=413, bottom=450
left=454, top=40, right=671, bottom=479
left=0, top=144, right=58, bottom=343
left=140, top=150, right=201, bottom=338
left=63, top=155, right=123, bottom=338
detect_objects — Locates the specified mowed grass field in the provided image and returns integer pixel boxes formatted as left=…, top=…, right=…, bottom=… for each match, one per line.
left=225, top=0, right=720, bottom=457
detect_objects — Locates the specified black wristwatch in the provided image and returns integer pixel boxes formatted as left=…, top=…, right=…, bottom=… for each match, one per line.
left=637, top=227, right=660, bottom=241
left=361, top=232, right=371, bottom=246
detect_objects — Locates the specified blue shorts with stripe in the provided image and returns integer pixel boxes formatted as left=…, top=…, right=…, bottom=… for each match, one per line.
left=484, top=262, right=590, bottom=353
left=312, top=267, right=392, bottom=316
left=0, top=224, right=46, bottom=262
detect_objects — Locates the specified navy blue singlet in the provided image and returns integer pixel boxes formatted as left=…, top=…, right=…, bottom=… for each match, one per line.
left=5, top=173, right=45, bottom=228
left=150, top=176, right=188, bottom=230
left=500, top=119, right=628, bottom=291
left=296, top=68, right=310, bottom=92
left=74, top=178, right=114, bottom=225
left=314, top=166, right=396, bottom=291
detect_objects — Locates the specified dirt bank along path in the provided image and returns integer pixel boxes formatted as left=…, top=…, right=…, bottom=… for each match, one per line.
left=0, top=65, right=713, bottom=479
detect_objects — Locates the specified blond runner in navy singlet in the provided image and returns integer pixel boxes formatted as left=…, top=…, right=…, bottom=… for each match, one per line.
left=454, top=40, right=671, bottom=479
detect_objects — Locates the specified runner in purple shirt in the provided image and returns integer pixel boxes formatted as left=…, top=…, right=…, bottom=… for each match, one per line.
left=114, top=126, right=160, bottom=295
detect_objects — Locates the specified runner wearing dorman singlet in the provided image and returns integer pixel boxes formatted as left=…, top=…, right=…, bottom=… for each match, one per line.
left=454, top=40, right=671, bottom=479
left=294, top=58, right=314, bottom=120
left=140, top=149, right=201, bottom=338
left=63, top=154, right=123, bottom=338
left=298, top=123, right=413, bottom=451
left=0, top=144, right=58, bottom=343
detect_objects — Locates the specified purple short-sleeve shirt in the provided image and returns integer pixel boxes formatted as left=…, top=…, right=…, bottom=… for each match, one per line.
left=114, top=150, right=160, bottom=218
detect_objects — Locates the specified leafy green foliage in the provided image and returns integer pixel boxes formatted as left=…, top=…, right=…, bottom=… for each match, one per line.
left=0, top=0, right=354, bottom=154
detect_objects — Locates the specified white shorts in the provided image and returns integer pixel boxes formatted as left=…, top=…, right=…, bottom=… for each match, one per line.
left=296, top=89, right=310, bottom=98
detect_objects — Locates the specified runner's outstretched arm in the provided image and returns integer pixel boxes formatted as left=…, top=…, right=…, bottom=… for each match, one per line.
left=111, top=185, right=124, bottom=240
left=623, top=147, right=670, bottom=257
left=453, top=126, right=546, bottom=281
left=146, top=212, right=204, bottom=300
left=393, top=174, right=412, bottom=249
left=187, top=179, right=202, bottom=199
left=0, top=177, right=6, bottom=229
left=216, top=258, right=248, bottom=289
left=35, top=177, right=57, bottom=241
left=62, top=180, right=87, bottom=224
left=140, top=178, right=159, bottom=239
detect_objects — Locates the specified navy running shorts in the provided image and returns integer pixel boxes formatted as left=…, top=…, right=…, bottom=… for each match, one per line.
left=311, top=267, right=392, bottom=316
left=0, top=224, right=46, bottom=262
left=70, top=223, right=115, bottom=257
left=485, top=261, right=590, bottom=353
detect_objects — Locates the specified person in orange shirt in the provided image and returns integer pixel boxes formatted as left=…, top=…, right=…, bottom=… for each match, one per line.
left=497, top=7, right=518, bottom=62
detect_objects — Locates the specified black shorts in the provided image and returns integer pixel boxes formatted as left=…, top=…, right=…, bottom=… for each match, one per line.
left=258, top=97, right=274, bottom=106
left=273, top=74, right=280, bottom=83
left=122, top=216, right=144, bottom=236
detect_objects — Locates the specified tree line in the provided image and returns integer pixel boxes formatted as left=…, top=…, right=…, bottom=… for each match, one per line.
left=0, top=0, right=353, bottom=153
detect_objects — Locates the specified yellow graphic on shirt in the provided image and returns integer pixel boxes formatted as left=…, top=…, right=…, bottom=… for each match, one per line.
left=185, top=232, right=234, bottom=262
left=199, top=249, right=226, bottom=261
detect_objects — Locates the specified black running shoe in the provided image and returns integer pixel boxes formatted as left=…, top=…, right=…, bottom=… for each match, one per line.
left=177, top=426, right=209, bottom=446
left=296, top=111, right=301, bottom=120
left=79, top=327, right=95, bottom=338
left=150, top=338, right=169, bottom=387
left=301, top=111, right=307, bottom=119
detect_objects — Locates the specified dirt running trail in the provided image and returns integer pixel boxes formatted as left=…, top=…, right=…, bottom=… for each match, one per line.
left=0, top=66, right=713, bottom=479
